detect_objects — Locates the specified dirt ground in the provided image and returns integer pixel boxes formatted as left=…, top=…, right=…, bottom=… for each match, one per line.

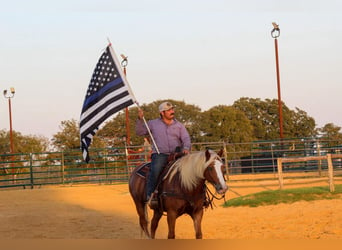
left=0, top=182, right=341, bottom=239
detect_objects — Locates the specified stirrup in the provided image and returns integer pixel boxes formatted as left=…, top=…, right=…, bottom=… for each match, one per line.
left=147, top=192, right=159, bottom=209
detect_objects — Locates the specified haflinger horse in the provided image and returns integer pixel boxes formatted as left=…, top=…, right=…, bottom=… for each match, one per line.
left=128, top=149, right=228, bottom=239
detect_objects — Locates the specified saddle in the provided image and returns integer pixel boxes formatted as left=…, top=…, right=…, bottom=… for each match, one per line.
left=135, top=151, right=184, bottom=179
left=135, top=152, right=185, bottom=210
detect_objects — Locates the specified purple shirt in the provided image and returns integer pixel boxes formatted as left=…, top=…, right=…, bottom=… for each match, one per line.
left=136, top=118, right=191, bottom=154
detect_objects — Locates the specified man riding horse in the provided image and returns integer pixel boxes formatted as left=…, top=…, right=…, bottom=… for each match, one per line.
left=135, top=101, right=191, bottom=207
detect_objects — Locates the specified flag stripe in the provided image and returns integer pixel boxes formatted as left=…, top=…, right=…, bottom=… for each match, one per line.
left=80, top=93, right=133, bottom=136
left=80, top=82, right=129, bottom=126
left=81, top=77, right=124, bottom=111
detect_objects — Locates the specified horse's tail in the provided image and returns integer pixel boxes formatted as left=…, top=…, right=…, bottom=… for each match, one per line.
left=144, top=202, right=149, bottom=224
left=141, top=202, right=151, bottom=238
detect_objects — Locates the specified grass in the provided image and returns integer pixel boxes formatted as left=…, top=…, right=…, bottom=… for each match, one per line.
left=223, top=184, right=342, bottom=208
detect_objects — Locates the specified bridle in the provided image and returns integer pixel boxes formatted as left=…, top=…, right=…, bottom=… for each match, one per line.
left=203, top=158, right=227, bottom=208
left=204, top=184, right=226, bottom=209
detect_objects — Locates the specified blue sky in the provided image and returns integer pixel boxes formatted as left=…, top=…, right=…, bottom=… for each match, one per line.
left=1, top=0, right=341, bottom=140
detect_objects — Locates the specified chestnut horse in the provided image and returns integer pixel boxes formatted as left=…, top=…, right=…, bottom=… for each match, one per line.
left=128, top=149, right=228, bottom=239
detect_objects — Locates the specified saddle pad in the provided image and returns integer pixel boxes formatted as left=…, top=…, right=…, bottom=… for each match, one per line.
left=136, top=162, right=150, bottom=178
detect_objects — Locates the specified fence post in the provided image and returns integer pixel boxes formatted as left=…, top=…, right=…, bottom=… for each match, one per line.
left=270, top=143, right=276, bottom=173
left=104, top=149, right=108, bottom=181
left=61, top=152, right=65, bottom=184
left=317, top=142, right=322, bottom=177
left=124, top=143, right=130, bottom=180
left=222, top=141, right=229, bottom=181
left=327, top=154, right=335, bottom=192
left=277, top=158, right=283, bottom=190
left=29, top=153, right=34, bottom=189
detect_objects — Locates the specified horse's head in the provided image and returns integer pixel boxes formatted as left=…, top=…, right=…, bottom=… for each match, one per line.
left=203, top=149, right=228, bottom=194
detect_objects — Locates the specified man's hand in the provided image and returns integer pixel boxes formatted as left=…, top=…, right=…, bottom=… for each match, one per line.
left=183, top=149, right=190, bottom=155
left=138, top=109, right=144, bottom=120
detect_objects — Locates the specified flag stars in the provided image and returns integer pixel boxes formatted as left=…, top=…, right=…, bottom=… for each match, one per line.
left=85, top=48, right=120, bottom=96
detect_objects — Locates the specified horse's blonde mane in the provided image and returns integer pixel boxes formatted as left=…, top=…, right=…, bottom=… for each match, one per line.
left=165, top=150, right=219, bottom=191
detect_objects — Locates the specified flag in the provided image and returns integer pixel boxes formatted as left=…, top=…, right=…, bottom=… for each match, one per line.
left=80, top=44, right=136, bottom=162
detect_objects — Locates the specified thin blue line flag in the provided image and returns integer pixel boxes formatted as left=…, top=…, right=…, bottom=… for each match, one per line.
left=80, top=44, right=136, bottom=162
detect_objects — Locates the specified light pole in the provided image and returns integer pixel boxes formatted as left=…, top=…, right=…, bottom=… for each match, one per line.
left=271, top=22, right=284, bottom=139
left=3, top=87, right=15, bottom=171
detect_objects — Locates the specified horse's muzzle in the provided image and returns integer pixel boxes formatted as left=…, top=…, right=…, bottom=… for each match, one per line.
left=216, top=184, right=228, bottom=194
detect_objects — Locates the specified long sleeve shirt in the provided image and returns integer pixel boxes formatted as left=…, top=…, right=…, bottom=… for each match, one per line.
left=136, top=118, right=191, bottom=154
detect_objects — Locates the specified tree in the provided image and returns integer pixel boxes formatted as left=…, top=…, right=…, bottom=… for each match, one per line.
left=97, top=108, right=139, bottom=147
left=288, top=107, right=317, bottom=138
left=51, top=119, right=107, bottom=151
left=0, top=129, right=49, bottom=175
left=233, top=97, right=317, bottom=140
left=0, top=129, right=49, bottom=154
left=233, top=97, right=271, bottom=139
left=319, top=123, right=342, bottom=147
left=51, top=119, right=80, bottom=151
left=200, top=105, right=254, bottom=143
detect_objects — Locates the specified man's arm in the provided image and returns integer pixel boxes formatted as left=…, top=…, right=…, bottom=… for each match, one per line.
left=135, top=109, right=148, bottom=136
left=180, top=125, right=191, bottom=154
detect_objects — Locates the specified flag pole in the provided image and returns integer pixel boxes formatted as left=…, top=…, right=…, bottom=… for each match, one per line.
left=107, top=39, right=160, bottom=154
left=135, top=104, right=160, bottom=155
left=120, top=53, right=131, bottom=145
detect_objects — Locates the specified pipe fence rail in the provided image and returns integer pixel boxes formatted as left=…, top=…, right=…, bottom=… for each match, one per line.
left=1, top=138, right=342, bottom=190
left=0, top=146, right=149, bottom=189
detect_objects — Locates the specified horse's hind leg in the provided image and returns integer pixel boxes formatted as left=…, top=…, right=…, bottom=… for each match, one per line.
left=150, top=209, right=163, bottom=239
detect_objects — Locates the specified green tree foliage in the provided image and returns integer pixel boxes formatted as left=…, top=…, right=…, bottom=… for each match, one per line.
left=319, top=123, right=342, bottom=147
left=97, top=108, right=138, bottom=146
left=0, top=129, right=49, bottom=154
left=51, top=119, right=106, bottom=151
left=51, top=119, right=80, bottom=151
left=233, top=97, right=317, bottom=140
left=288, top=107, right=317, bottom=138
left=319, top=123, right=342, bottom=138
left=200, top=105, right=254, bottom=143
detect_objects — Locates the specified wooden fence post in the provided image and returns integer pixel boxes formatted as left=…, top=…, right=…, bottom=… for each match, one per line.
left=223, top=141, right=229, bottom=181
left=327, top=154, right=335, bottom=192
left=277, top=158, right=283, bottom=190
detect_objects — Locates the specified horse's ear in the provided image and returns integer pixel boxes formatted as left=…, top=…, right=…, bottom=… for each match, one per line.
left=205, top=149, right=211, bottom=161
left=217, top=149, right=224, bottom=157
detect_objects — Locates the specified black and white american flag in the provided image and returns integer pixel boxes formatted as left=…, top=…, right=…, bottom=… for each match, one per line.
left=80, top=45, right=136, bottom=162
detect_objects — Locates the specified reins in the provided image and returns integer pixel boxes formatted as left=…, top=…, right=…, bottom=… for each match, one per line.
left=204, top=184, right=226, bottom=209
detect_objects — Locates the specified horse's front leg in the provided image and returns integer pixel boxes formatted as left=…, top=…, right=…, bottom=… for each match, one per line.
left=166, top=210, right=177, bottom=239
left=192, top=208, right=204, bottom=239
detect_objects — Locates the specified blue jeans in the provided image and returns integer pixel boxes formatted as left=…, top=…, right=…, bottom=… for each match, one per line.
left=146, top=153, right=169, bottom=199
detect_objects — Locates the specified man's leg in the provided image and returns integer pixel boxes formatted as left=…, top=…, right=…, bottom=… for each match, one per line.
left=146, top=153, right=169, bottom=200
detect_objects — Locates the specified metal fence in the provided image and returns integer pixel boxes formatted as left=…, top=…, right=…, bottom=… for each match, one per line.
left=0, top=146, right=150, bottom=189
left=1, top=138, right=342, bottom=189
